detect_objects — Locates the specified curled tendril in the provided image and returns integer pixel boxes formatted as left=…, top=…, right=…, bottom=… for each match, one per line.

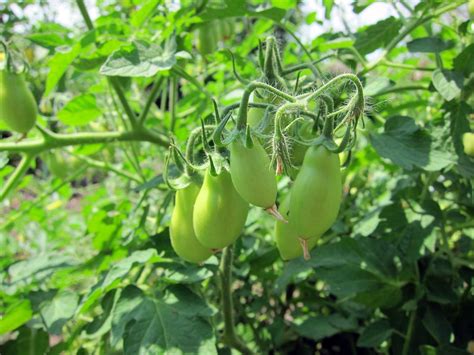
left=184, top=125, right=216, bottom=176
left=227, top=49, right=249, bottom=85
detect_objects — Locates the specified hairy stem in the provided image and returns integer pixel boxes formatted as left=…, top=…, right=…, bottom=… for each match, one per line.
left=236, top=81, right=295, bottom=130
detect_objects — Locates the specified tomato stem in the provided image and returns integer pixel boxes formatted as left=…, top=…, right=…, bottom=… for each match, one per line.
left=236, top=81, right=295, bottom=130
left=219, top=245, right=255, bottom=354
left=0, top=153, right=35, bottom=201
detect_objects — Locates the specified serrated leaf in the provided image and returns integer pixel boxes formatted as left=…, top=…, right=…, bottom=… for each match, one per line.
left=306, top=238, right=407, bottom=308
left=39, top=291, right=79, bottom=335
left=370, top=116, right=453, bottom=171
left=7, top=254, right=75, bottom=287
left=45, top=44, right=82, bottom=96
left=57, top=94, right=102, bottom=126
left=453, top=43, right=474, bottom=77
left=407, top=37, right=452, bottom=53
left=79, top=249, right=162, bottom=313
left=432, top=69, right=463, bottom=101
left=354, top=17, right=402, bottom=55
left=100, top=40, right=176, bottom=77
left=26, top=33, right=68, bottom=49
left=111, top=285, right=217, bottom=354
left=157, top=262, right=216, bottom=284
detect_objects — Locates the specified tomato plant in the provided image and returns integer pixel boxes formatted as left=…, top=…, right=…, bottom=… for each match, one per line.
left=0, top=1, right=473, bottom=354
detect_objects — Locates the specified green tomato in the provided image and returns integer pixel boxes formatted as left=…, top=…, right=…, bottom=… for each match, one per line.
left=170, top=183, right=213, bottom=263
left=196, top=22, right=218, bottom=56
left=44, top=152, right=69, bottom=179
left=218, top=19, right=234, bottom=40
left=0, top=70, right=37, bottom=134
left=193, top=169, right=249, bottom=249
left=275, top=194, right=318, bottom=261
left=289, top=145, right=342, bottom=239
left=247, top=90, right=283, bottom=131
left=463, top=132, right=474, bottom=157
left=229, top=136, right=277, bottom=209
left=45, top=152, right=86, bottom=179
left=247, top=93, right=267, bottom=128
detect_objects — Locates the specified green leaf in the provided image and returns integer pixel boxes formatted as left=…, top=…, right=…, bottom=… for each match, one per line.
left=354, top=17, right=402, bottom=55
left=432, top=69, right=463, bottom=101
left=6, top=254, right=75, bottom=289
left=357, top=319, right=393, bottom=347
left=26, top=33, right=68, bottom=49
left=111, top=285, right=217, bottom=354
left=0, top=300, right=33, bottom=335
left=56, top=94, right=102, bottom=126
left=307, top=238, right=407, bottom=308
left=370, top=116, right=454, bottom=171
left=80, top=249, right=161, bottom=313
left=420, top=344, right=470, bottom=355
left=292, top=314, right=357, bottom=341
left=422, top=306, right=453, bottom=344
left=322, top=0, right=334, bottom=19
left=44, top=44, right=82, bottom=97
left=39, top=291, right=79, bottom=335
left=100, top=40, right=176, bottom=77
left=84, top=290, right=120, bottom=339
left=199, top=0, right=286, bottom=22
left=453, top=43, right=474, bottom=77
left=407, top=37, right=452, bottom=53
left=363, top=77, right=394, bottom=96
left=0, top=327, right=49, bottom=354
left=130, top=0, right=161, bottom=28
left=157, top=262, right=216, bottom=284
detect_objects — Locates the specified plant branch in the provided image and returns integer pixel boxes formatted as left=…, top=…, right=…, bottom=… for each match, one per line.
left=360, top=1, right=465, bottom=75
left=0, top=127, right=169, bottom=154
left=401, top=309, right=417, bottom=355
left=139, top=76, right=164, bottom=124
left=0, top=153, right=35, bottom=201
left=220, top=245, right=254, bottom=354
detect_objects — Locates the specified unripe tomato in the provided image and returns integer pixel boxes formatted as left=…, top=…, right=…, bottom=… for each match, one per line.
left=275, top=194, right=318, bottom=260
left=44, top=152, right=85, bottom=179
left=218, top=19, right=234, bottom=41
left=193, top=169, right=249, bottom=249
left=247, top=93, right=267, bottom=128
left=170, top=183, right=213, bottom=263
left=44, top=152, right=68, bottom=179
left=0, top=70, right=37, bottom=133
left=196, top=22, right=218, bottom=56
left=230, top=137, right=277, bottom=209
left=291, top=121, right=313, bottom=167
left=463, top=132, right=474, bottom=157
left=289, top=145, right=342, bottom=239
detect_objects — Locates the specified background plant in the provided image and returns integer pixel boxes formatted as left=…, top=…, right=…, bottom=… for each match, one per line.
left=0, top=1, right=473, bottom=354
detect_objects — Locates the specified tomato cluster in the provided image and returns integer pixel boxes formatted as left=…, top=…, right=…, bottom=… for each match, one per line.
left=168, top=37, right=356, bottom=263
